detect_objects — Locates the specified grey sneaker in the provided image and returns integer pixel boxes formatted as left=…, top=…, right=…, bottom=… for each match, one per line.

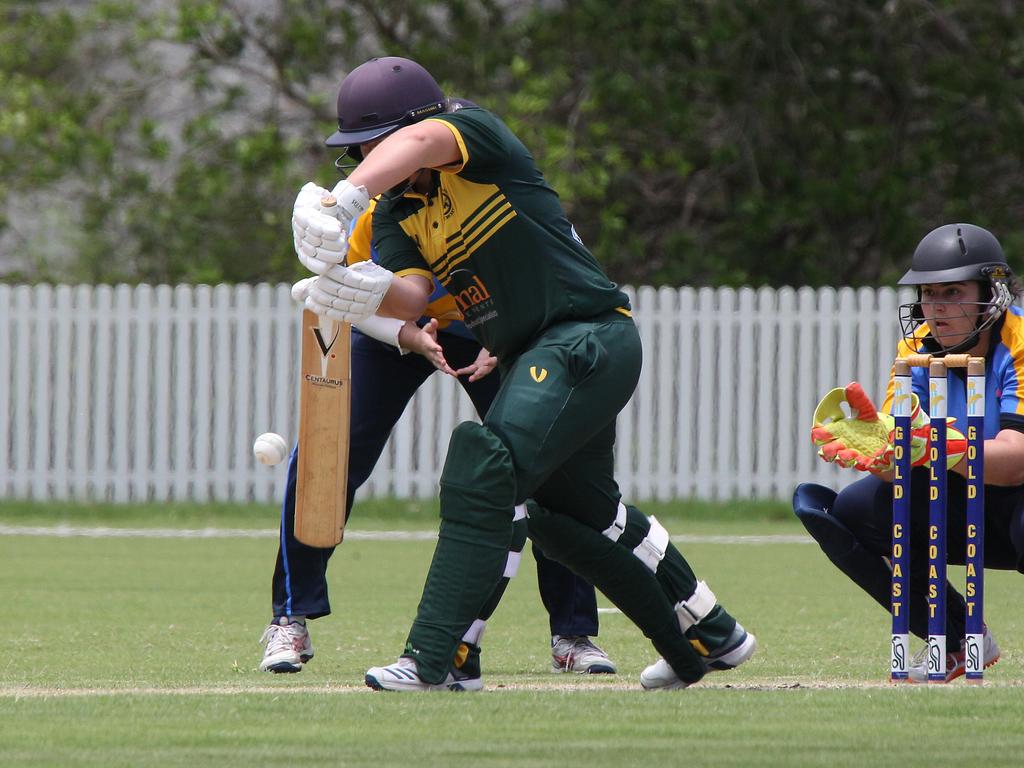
left=640, top=622, right=757, bottom=690
left=365, top=656, right=483, bottom=692
left=908, top=626, right=1000, bottom=684
left=551, top=635, right=617, bottom=674
left=259, top=620, right=313, bottom=673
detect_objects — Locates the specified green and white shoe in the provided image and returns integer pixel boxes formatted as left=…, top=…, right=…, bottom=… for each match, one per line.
left=365, top=656, right=483, bottom=692
left=640, top=622, right=757, bottom=690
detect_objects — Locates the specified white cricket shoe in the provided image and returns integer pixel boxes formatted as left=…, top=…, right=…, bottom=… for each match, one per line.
left=550, top=635, right=617, bottom=674
left=641, top=622, right=757, bottom=690
left=259, top=621, right=314, bottom=673
left=365, top=656, right=483, bottom=692
left=908, top=626, right=1000, bottom=684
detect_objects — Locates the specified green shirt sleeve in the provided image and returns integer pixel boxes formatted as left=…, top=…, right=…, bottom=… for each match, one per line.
left=431, top=108, right=512, bottom=182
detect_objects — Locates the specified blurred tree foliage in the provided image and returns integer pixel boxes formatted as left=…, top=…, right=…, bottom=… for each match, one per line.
left=2, top=0, right=1024, bottom=287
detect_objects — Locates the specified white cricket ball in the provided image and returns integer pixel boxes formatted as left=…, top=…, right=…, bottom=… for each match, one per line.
left=253, top=432, right=289, bottom=466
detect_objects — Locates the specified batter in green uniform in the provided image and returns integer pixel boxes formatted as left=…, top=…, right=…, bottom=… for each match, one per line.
left=290, top=56, right=757, bottom=691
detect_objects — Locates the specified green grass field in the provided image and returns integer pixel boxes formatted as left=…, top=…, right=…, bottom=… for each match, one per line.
left=1, top=500, right=1022, bottom=767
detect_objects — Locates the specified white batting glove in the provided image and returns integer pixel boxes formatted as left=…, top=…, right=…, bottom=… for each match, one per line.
left=327, top=179, right=372, bottom=228
left=291, top=180, right=370, bottom=275
left=293, top=206, right=347, bottom=275
left=290, top=276, right=317, bottom=303
left=302, top=261, right=395, bottom=323
left=292, top=181, right=332, bottom=213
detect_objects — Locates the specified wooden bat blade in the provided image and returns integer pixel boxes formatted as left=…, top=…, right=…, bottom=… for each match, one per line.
left=295, top=309, right=351, bottom=547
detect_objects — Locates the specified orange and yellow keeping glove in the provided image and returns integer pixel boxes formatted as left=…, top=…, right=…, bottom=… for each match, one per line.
left=810, top=383, right=966, bottom=473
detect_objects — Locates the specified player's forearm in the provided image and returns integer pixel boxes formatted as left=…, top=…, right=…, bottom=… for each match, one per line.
left=950, top=430, right=1024, bottom=486
left=377, top=274, right=432, bottom=321
left=346, top=123, right=460, bottom=196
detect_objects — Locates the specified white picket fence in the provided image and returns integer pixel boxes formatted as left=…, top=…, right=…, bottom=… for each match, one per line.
left=0, top=283, right=915, bottom=504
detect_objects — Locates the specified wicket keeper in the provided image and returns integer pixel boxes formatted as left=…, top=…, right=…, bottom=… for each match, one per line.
left=796, top=223, right=1024, bottom=682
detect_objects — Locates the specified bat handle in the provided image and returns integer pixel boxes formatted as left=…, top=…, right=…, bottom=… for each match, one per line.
left=319, top=194, right=349, bottom=266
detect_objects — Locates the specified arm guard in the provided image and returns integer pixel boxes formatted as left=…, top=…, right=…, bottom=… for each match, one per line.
left=352, top=313, right=407, bottom=353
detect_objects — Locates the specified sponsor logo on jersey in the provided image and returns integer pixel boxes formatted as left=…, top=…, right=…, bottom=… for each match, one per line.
left=449, top=269, right=495, bottom=317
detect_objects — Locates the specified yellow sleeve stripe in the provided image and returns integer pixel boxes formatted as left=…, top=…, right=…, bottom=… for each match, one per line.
left=394, top=267, right=436, bottom=282
left=426, top=118, right=468, bottom=172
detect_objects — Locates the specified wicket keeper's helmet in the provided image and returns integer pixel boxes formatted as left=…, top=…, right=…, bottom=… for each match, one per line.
left=325, top=57, right=446, bottom=165
left=898, top=223, right=1016, bottom=351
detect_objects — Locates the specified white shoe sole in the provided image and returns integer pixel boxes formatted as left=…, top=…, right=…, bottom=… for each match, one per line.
left=550, top=660, right=617, bottom=674
left=708, top=631, right=757, bottom=671
left=365, top=666, right=483, bottom=692
left=259, top=651, right=312, bottom=673
left=641, top=631, right=758, bottom=690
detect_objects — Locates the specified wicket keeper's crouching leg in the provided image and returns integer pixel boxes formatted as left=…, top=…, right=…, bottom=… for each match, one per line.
left=366, top=315, right=756, bottom=691
left=795, top=475, right=1018, bottom=671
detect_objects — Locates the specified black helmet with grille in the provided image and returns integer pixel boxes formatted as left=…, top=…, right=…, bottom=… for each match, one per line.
left=898, top=223, right=1017, bottom=352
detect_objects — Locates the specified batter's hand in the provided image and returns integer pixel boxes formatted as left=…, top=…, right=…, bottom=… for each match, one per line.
left=293, top=182, right=349, bottom=274
left=291, top=181, right=371, bottom=275
left=291, top=263, right=394, bottom=324
left=455, top=346, right=498, bottom=382
left=404, top=319, right=458, bottom=376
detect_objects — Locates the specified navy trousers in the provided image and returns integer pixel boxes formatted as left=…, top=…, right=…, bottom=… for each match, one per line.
left=271, top=328, right=600, bottom=636
left=830, top=469, right=1024, bottom=643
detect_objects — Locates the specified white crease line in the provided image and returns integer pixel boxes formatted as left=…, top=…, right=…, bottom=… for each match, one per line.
left=11, top=677, right=1015, bottom=698
left=673, top=534, right=813, bottom=545
left=0, top=685, right=366, bottom=698
left=0, top=524, right=812, bottom=545
left=0, top=524, right=434, bottom=540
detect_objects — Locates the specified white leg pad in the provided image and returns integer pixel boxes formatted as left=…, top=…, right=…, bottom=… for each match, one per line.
left=513, top=503, right=528, bottom=522
left=503, top=550, right=522, bottom=578
left=674, top=580, right=717, bottom=632
left=633, top=515, right=670, bottom=573
left=602, top=502, right=628, bottom=542
left=462, top=618, right=486, bottom=646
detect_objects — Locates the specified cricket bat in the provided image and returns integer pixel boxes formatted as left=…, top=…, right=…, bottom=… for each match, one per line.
left=294, top=194, right=352, bottom=547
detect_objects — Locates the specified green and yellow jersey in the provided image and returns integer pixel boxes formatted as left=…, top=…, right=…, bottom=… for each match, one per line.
left=371, top=106, right=630, bottom=359
left=348, top=198, right=467, bottom=335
